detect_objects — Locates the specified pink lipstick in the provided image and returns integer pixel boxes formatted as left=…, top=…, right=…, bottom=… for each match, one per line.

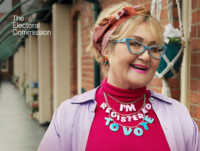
left=130, top=64, right=148, bottom=74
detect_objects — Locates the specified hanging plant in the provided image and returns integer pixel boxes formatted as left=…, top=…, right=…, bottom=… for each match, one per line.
left=168, top=36, right=181, bottom=44
left=163, top=23, right=184, bottom=44
left=155, top=23, right=184, bottom=78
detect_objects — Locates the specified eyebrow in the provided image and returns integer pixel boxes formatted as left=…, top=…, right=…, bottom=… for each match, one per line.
left=130, top=35, right=156, bottom=45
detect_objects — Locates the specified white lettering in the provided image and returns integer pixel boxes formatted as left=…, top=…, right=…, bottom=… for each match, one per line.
left=142, top=108, right=148, bottom=114
left=120, top=104, right=126, bottom=111
left=137, top=113, right=144, bottom=119
left=105, top=108, right=112, bottom=113
left=126, top=104, right=136, bottom=112
left=133, top=115, right=138, bottom=121
left=100, top=102, right=107, bottom=110
left=111, top=112, right=117, bottom=118
left=127, top=116, right=132, bottom=122
left=145, top=103, right=151, bottom=110
left=121, top=116, right=126, bottom=122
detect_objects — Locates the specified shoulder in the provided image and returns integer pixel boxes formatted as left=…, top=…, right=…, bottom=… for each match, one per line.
left=51, top=88, right=98, bottom=133
left=56, top=87, right=98, bottom=117
left=149, top=89, right=193, bottom=126
left=149, top=89, right=200, bottom=150
left=149, top=89, right=188, bottom=112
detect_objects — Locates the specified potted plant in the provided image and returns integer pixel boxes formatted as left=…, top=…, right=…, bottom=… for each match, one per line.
left=156, top=23, right=184, bottom=78
left=30, top=93, right=38, bottom=101
left=30, top=101, right=39, bottom=118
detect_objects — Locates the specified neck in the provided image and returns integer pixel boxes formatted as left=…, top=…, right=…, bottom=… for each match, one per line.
left=101, top=78, right=146, bottom=102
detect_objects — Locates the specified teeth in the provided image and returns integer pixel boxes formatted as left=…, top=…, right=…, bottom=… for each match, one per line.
left=131, top=65, right=146, bottom=70
left=134, top=65, right=144, bottom=69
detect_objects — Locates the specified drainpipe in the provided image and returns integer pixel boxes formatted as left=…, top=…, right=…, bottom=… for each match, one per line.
left=84, top=0, right=101, bottom=88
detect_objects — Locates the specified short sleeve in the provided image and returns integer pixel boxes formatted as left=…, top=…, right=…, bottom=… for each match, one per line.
left=37, top=108, right=62, bottom=151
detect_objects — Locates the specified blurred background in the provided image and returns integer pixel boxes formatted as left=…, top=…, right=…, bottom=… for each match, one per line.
left=0, top=0, right=199, bottom=150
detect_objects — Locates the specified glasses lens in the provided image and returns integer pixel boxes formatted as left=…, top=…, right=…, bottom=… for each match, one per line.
left=129, top=39, right=144, bottom=53
left=149, top=46, right=165, bottom=58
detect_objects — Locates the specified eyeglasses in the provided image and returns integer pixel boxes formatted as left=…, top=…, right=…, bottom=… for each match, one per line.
left=112, top=38, right=167, bottom=59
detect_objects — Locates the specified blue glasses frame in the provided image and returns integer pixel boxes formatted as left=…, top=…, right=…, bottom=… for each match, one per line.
left=113, top=38, right=167, bottom=59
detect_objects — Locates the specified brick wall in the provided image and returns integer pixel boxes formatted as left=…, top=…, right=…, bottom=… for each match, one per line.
left=71, top=1, right=94, bottom=93
left=190, top=0, right=200, bottom=131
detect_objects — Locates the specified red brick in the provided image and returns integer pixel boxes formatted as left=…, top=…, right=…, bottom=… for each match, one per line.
left=197, top=52, right=200, bottom=64
left=196, top=39, right=200, bottom=50
left=192, top=12, right=196, bottom=24
left=155, top=78, right=162, bottom=87
left=192, top=0, right=198, bottom=9
left=197, top=93, right=200, bottom=105
left=173, top=20, right=179, bottom=29
left=144, top=3, right=151, bottom=11
left=196, top=106, right=200, bottom=119
left=82, top=78, right=94, bottom=85
left=191, top=25, right=197, bottom=38
left=191, top=39, right=197, bottom=51
left=197, top=66, right=200, bottom=77
left=82, top=67, right=94, bottom=72
left=168, top=78, right=180, bottom=89
left=171, top=89, right=180, bottom=100
left=173, top=7, right=178, bottom=18
left=190, top=79, right=196, bottom=91
left=190, top=92, right=197, bottom=104
left=191, top=52, right=197, bottom=65
left=191, top=66, right=197, bottom=78
left=190, top=105, right=196, bottom=117
left=197, top=80, right=200, bottom=92
left=160, top=8, right=168, bottom=20
left=198, top=25, right=200, bottom=37
left=82, top=61, right=94, bottom=66
left=173, top=0, right=177, bottom=5
left=196, top=10, right=200, bottom=22
left=162, top=0, right=167, bottom=6
left=82, top=72, right=94, bottom=79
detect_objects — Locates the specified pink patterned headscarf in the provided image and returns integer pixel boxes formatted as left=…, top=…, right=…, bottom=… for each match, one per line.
left=93, top=6, right=141, bottom=56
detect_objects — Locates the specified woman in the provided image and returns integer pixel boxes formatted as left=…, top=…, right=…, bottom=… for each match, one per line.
left=38, top=2, right=200, bottom=151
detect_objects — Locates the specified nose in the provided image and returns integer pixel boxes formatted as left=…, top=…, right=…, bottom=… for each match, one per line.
left=138, top=50, right=150, bottom=61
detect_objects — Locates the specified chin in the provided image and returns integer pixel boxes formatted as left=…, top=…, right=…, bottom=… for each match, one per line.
left=129, top=80, right=147, bottom=89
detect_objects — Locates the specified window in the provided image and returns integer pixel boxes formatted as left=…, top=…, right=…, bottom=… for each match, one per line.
left=1, top=60, right=8, bottom=72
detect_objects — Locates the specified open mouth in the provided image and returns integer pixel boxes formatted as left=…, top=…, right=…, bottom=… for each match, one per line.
left=130, top=64, right=148, bottom=71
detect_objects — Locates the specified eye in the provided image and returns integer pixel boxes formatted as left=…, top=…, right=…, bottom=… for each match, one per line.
left=129, top=41, right=142, bottom=47
left=150, top=47, right=158, bottom=53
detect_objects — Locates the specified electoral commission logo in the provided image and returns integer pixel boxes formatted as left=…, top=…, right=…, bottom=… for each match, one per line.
left=12, top=15, right=51, bottom=36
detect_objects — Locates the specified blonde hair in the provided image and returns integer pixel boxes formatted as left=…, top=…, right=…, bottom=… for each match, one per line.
left=86, top=2, right=164, bottom=65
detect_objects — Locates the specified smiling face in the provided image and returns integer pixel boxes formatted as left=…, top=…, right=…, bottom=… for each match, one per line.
left=106, top=22, right=161, bottom=89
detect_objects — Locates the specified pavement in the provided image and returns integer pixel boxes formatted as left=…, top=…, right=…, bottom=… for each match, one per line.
left=0, top=81, right=47, bottom=151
